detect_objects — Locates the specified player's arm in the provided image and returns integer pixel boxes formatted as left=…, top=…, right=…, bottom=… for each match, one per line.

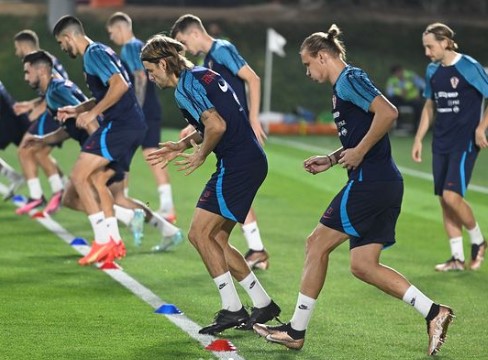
left=23, top=127, right=70, bottom=148
left=304, top=146, right=344, bottom=175
left=237, top=65, right=267, bottom=145
left=338, top=95, right=396, bottom=170
left=174, top=108, right=226, bottom=175
left=13, top=97, right=43, bottom=116
left=411, top=98, right=435, bottom=162
left=475, top=105, right=488, bottom=149
left=133, top=69, right=147, bottom=107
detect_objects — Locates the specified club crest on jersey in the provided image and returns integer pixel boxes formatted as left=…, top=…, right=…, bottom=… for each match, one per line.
left=332, top=95, right=337, bottom=109
left=207, top=60, right=214, bottom=69
left=202, top=71, right=216, bottom=85
left=450, top=76, right=459, bottom=89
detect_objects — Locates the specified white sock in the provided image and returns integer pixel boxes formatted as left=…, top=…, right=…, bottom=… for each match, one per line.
left=402, top=285, right=434, bottom=318
left=467, top=223, right=484, bottom=245
left=449, top=237, right=464, bottom=261
left=242, top=221, right=264, bottom=251
left=213, top=272, right=242, bottom=312
left=88, top=212, right=108, bottom=244
left=48, top=174, right=64, bottom=193
left=158, top=184, right=174, bottom=215
left=27, top=178, right=43, bottom=199
left=238, top=272, right=271, bottom=308
left=148, top=211, right=179, bottom=236
left=106, top=216, right=121, bottom=243
left=114, top=205, right=134, bottom=226
left=290, top=292, right=316, bottom=331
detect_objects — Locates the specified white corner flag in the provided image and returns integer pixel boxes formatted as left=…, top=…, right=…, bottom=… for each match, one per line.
left=267, top=28, right=286, bottom=57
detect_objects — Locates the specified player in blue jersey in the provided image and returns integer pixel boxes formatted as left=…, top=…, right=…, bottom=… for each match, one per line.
left=171, top=14, right=270, bottom=270
left=13, top=29, right=68, bottom=215
left=0, top=81, right=29, bottom=199
left=141, top=34, right=280, bottom=334
left=53, top=15, right=147, bottom=266
left=412, top=23, right=487, bottom=272
left=106, top=12, right=178, bottom=228
left=253, top=25, right=453, bottom=356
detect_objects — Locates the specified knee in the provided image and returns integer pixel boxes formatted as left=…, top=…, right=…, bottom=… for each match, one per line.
left=442, top=191, right=461, bottom=209
left=305, top=232, right=331, bottom=260
left=350, top=260, right=371, bottom=282
left=187, top=227, right=201, bottom=248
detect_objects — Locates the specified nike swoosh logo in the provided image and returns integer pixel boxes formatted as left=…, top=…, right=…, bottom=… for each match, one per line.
left=218, top=80, right=228, bottom=92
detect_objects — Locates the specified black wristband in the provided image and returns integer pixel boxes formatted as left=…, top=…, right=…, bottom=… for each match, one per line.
left=327, top=154, right=334, bottom=167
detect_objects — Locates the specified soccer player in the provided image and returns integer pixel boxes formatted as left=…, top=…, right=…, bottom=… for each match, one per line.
left=412, top=23, right=488, bottom=271
left=53, top=15, right=147, bottom=265
left=0, top=81, right=29, bottom=199
left=141, top=35, right=280, bottom=334
left=21, top=51, right=183, bottom=253
left=253, top=25, right=453, bottom=356
left=13, top=29, right=68, bottom=215
left=170, top=14, right=270, bottom=270
left=106, top=12, right=177, bottom=225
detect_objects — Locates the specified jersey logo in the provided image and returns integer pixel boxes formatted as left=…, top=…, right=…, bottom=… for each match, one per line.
left=218, top=79, right=228, bottom=93
left=201, top=71, right=216, bottom=85
left=450, top=76, right=459, bottom=89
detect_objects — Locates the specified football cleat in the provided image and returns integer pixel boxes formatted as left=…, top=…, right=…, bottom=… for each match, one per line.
left=44, top=190, right=63, bottom=214
left=198, top=307, right=250, bottom=335
left=470, top=240, right=487, bottom=270
left=253, top=322, right=305, bottom=350
left=434, top=257, right=465, bottom=272
left=78, top=241, right=116, bottom=266
left=113, top=240, right=126, bottom=259
left=245, top=249, right=269, bottom=270
left=15, top=196, right=46, bottom=215
left=151, top=229, right=184, bottom=252
left=241, top=300, right=281, bottom=330
left=426, top=305, right=454, bottom=356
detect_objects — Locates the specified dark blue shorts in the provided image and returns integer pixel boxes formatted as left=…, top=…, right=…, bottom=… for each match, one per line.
left=432, top=145, right=478, bottom=197
left=0, top=113, right=30, bottom=150
left=140, top=117, right=160, bottom=149
left=81, top=120, right=145, bottom=173
left=28, top=111, right=61, bottom=136
left=197, top=156, right=268, bottom=223
left=320, top=180, right=403, bottom=249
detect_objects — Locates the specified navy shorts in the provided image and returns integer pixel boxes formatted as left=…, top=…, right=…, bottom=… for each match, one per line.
left=0, top=113, right=30, bottom=150
left=81, top=120, right=145, bottom=172
left=28, top=111, right=61, bottom=136
left=432, top=145, right=478, bottom=197
left=140, top=117, right=160, bottom=149
left=320, top=180, right=403, bottom=249
left=197, top=156, right=268, bottom=223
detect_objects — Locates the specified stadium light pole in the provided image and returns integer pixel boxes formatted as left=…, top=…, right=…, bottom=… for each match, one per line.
left=263, top=28, right=286, bottom=113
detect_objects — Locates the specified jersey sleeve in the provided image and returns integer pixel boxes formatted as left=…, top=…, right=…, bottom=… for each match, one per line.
left=84, top=46, right=121, bottom=85
left=456, top=55, right=488, bottom=97
left=51, top=81, right=84, bottom=108
left=121, top=41, right=144, bottom=73
left=212, top=41, right=246, bottom=75
left=336, top=69, right=380, bottom=112
left=175, top=71, right=214, bottom=124
left=423, top=62, right=439, bottom=99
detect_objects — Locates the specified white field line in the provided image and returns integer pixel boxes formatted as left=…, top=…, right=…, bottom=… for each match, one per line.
left=12, top=202, right=244, bottom=360
left=269, top=137, right=488, bottom=194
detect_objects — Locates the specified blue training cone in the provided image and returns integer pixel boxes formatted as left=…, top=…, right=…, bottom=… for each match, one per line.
left=70, top=237, right=89, bottom=246
left=155, top=304, right=183, bottom=315
left=12, top=195, right=26, bottom=204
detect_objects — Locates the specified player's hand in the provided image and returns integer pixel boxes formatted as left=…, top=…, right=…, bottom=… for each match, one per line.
left=146, top=141, right=185, bottom=168
left=475, top=127, right=488, bottom=149
left=411, top=138, right=422, bottom=162
left=174, top=139, right=205, bottom=175
left=21, top=135, right=44, bottom=149
left=76, top=111, right=97, bottom=129
left=250, top=120, right=267, bottom=146
left=13, top=101, right=34, bottom=116
left=303, top=155, right=332, bottom=175
left=57, top=106, right=77, bottom=123
left=338, top=148, right=363, bottom=170
left=179, top=124, right=194, bottom=139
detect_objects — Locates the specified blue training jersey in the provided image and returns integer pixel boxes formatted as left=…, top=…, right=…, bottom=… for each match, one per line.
left=45, top=77, right=90, bottom=146
left=423, top=54, right=488, bottom=154
left=333, top=66, right=402, bottom=182
left=51, top=54, right=69, bottom=80
left=120, top=38, right=161, bottom=121
left=83, top=42, right=144, bottom=126
left=175, top=66, right=262, bottom=162
left=204, top=39, right=248, bottom=114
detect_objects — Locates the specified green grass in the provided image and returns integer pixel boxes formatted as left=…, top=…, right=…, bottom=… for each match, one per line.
left=1, top=130, right=488, bottom=359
